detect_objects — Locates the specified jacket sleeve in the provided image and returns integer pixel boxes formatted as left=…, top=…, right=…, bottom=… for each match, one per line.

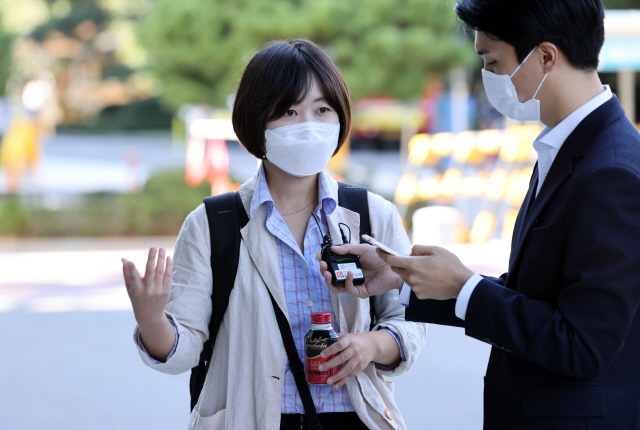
left=133, top=204, right=213, bottom=375
left=464, top=167, right=640, bottom=378
left=368, top=194, right=428, bottom=377
left=405, top=274, right=506, bottom=327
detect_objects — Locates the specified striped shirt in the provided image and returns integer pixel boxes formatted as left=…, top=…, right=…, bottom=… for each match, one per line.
left=250, top=165, right=354, bottom=413
left=141, top=164, right=404, bottom=413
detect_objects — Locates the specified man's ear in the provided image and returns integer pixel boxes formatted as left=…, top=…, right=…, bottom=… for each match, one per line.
left=538, top=42, right=559, bottom=74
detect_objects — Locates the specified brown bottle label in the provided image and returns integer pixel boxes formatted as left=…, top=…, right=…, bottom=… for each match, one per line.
left=305, top=335, right=339, bottom=385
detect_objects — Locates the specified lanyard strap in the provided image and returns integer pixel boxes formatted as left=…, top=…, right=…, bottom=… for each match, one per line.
left=268, top=292, right=323, bottom=430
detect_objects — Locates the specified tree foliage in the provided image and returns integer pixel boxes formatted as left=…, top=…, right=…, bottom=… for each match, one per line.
left=0, top=27, right=14, bottom=95
left=137, top=0, right=476, bottom=109
left=604, top=0, right=640, bottom=8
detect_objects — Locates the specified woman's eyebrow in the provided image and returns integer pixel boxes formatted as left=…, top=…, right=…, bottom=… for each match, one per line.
left=313, top=96, right=327, bottom=103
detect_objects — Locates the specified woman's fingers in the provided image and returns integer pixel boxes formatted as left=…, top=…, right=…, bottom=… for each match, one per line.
left=127, top=261, right=143, bottom=290
left=155, top=248, right=166, bottom=285
left=319, top=346, right=351, bottom=371
left=122, top=258, right=131, bottom=288
left=144, top=247, right=157, bottom=285
left=162, top=256, right=173, bottom=292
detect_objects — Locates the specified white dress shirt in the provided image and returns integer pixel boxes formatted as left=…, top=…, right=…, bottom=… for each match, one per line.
left=451, top=85, right=613, bottom=320
left=399, top=86, right=614, bottom=317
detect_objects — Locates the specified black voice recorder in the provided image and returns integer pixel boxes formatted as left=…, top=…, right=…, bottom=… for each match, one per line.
left=314, top=214, right=365, bottom=287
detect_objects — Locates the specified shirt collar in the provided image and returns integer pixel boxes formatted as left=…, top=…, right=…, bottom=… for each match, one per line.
left=536, top=85, right=612, bottom=150
left=249, top=163, right=337, bottom=219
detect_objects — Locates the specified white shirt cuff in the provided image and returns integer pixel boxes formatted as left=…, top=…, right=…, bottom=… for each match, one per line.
left=399, top=283, right=411, bottom=307
left=454, top=274, right=483, bottom=320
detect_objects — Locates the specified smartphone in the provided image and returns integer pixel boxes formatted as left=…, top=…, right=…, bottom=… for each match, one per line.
left=361, top=234, right=400, bottom=256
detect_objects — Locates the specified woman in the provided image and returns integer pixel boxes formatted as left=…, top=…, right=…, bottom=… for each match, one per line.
left=122, top=38, right=427, bottom=430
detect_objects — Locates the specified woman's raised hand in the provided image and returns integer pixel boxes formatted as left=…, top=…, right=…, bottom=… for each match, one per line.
left=122, top=247, right=173, bottom=327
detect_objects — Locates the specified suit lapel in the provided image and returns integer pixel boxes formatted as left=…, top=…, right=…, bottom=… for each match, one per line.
left=509, top=165, right=538, bottom=270
left=508, top=96, right=626, bottom=279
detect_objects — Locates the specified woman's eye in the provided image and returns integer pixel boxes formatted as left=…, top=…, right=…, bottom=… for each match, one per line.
left=285, top=110, right=296, bottom=117
left=318, top=107, right=330, bottom=114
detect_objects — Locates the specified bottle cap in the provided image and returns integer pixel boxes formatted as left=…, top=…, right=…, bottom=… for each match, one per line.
left=311, top=312, right=332, bottom=324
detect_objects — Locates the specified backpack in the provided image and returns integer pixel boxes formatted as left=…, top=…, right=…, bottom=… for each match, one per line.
left=189, top=182, right=375, bottom=427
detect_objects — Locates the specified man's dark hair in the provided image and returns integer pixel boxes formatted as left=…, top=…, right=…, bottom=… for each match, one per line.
left=455, top=0, right=605, bottom=71
left=232, top=38, right=352, bottom=159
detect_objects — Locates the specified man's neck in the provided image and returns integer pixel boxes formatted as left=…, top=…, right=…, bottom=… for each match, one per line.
left=541, top=70, right=605, bottom=129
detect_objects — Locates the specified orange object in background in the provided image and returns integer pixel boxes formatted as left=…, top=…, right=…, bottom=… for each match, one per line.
left=185, top=136, right=207, bottom=187
left=0, top=117, right=40, bottom=194
left=185, top=135, right=233, bottom=195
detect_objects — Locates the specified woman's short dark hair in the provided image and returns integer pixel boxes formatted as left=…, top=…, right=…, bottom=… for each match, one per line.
left=232, top=38, right=352, bottom=159
left=455, top=0, right=605, bottom=71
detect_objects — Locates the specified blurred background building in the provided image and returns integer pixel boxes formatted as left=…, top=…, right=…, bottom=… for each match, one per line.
left=0, top=0, right=637, bottom=242
left=1, top=2, right=639, bottom=430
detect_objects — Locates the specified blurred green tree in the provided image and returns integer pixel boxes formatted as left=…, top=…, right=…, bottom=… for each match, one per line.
left=137, top=0, right=476, bottom=109
left=604, top=0, right=640, bottom=8
left=0, top=22, right=14, bottom=95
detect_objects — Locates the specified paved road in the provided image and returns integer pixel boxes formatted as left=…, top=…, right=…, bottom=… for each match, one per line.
left=0, top=238, right=501, bottom=430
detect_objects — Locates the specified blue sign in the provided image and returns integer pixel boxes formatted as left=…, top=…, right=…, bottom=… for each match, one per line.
left=600, top=37, right=640, bottom=72
left=599, top=10, right=640, bottom=72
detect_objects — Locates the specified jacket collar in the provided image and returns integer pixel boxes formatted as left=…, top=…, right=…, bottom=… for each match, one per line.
left=237, top=168, right=362, bottom=330
left=509, top=96, right=626, bottom=275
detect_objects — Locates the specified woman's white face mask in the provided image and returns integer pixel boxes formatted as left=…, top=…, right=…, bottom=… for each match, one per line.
left=482, top=47, right=548, bottom=122
left=264, top=122, right=340, bottom=177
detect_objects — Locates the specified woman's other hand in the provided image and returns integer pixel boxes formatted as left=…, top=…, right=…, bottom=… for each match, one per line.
left=317, top=331, right=401, bottom=389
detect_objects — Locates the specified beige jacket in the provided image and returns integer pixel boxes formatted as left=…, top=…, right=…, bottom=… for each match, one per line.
left=134, top=171, right=427, bottom=430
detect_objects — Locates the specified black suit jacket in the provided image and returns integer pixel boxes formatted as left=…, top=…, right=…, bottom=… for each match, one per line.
left=406, top=96, right=640, bottom=429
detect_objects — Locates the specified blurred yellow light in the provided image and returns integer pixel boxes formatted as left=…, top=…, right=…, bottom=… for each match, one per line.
left=461, top=173, right=488, bottom=197
left=505, top=168, right=534, bottom=207
left=505, top=125, right=543, bottom=162
left=517, top=140, right=538, bottom=162
left=470, top=210, right=496, bottom=244
left=395, top=173, right=419, bottom=205
left=476, top=129, right=503, bottom=154
left=452, top=131, right=476, bottom=163
left=431, top=132, right=456, bottom=157
left=501, top=209, right=520, bottom=241
left=408, top=134, right=430, bottom=166
left=486, top=169, right=509, bottom=200
left=441, top=168, right=463, bottom=197
left=499, top=131, right=519, bottom=162
left=417, top=177, right=441, bottom=200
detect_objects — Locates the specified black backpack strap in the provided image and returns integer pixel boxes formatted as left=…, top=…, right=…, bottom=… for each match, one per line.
left=190, top=191, right=321, bottom=426
left=189, top=192, right=248, bottom=411
left=337, top=183, right=377, bottom=331
left=268, top=292, right=323, bottom=430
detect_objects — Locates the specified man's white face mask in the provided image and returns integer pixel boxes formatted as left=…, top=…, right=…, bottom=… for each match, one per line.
left=481, top=47, right=548, bottom=122
left=264, top=122, right=340, bottom=177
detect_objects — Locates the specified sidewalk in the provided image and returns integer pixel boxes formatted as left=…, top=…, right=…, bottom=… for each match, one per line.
left=0, top=236, right=177, bottom=313
left=0, top=236, right=498, bottom=429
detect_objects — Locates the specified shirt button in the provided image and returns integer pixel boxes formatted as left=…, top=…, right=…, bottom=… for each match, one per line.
left=385, top=409, right=394, bottom=420
left=307, top=301, right=313, bottom=308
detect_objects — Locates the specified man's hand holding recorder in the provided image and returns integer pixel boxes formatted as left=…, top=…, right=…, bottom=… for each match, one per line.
left=316, top=235, right=474, bottom=301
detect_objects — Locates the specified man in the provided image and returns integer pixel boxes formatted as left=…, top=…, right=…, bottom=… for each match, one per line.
left=318, top=0, right=640, bottom=428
